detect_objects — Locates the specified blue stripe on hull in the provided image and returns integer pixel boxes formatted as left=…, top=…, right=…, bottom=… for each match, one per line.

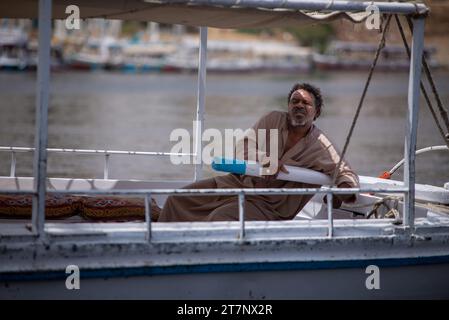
left=2, top=255, right=449, bottom=282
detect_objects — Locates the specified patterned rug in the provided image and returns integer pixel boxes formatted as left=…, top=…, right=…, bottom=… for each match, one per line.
left=0, top=195, right=161, bottom=222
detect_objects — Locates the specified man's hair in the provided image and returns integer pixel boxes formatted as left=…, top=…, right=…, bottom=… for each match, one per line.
left=288, top=83, right=323, bottom=119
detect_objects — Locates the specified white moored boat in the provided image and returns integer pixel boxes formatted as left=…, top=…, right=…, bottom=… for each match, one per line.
left=0, top=0, right=449, bottom=299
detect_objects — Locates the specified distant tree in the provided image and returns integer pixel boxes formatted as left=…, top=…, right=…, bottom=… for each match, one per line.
left=237, top=24, right=334, bottom=53
left=285, top=24, right=334, bottom=53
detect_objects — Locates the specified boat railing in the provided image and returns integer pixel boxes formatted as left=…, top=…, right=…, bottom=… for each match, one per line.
left=1, top=185, right=408, bottom=241
left=0, top=146, right=194, bottom=179
left=0, top=0, right=429, bottom=244
left=0, top=146, right=412, bottom=241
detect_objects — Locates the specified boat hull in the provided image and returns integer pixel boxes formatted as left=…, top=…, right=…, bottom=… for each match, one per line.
left=2, top=259, right=449, bottom=299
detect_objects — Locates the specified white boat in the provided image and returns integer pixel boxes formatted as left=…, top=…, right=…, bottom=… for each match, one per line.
left=26, top=40, right=66, bottom=71
left=0, top=27, right=29, bottom=70
left=122, top=41, right=177, bottom=73
left=67, top=36, right=124, bottom=70
left=1, top=0, right=449, bottom=299
left=313, top=40, right=440, bottom=71
left=165, top=37, right=312, bottom=73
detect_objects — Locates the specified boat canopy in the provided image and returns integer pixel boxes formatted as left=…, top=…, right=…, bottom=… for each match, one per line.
left=0, top=0, right=428, bottom=28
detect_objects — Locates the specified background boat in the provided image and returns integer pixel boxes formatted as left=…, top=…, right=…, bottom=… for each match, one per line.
left=67, top=36, right=124, bottom=70
left=122, top=41, right=177, bottom=73
left=313, top=40, right=440, bottom=71
left=0, top=27, right=29, bottom=70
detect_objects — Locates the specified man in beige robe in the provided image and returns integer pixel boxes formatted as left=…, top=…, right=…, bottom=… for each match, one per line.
left=157, top=83, right=359, bottom=222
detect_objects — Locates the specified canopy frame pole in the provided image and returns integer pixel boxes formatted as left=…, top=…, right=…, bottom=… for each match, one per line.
left=156, top=1, right=428, bottom=15
left=404, top=17, right=425, bottom=231
left=194, top=26, right=207, bottom=181
left=32, top=0, right=52, bottom=239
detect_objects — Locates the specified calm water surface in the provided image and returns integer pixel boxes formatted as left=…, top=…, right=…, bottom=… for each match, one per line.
left=0, top=70, right=448, bottom=186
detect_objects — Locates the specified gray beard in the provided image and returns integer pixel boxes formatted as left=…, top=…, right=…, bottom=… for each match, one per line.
left=289, top=115, right=307, bottom=127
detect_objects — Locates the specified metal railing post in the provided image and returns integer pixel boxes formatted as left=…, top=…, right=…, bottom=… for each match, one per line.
left=104, top=153, right=110, bottom=179
left=327, top=192, right=333, bottom=238
left=10, top=152, right=16, bottom=177
left=404, top=17, right=425, bottom=230
left=145, top=193, right=152, bottom=241
left=32, top=0, right=52, bottom=239
left=194, top=26, right=207, bottom=181
left=238, top=192, right=245, bottom=240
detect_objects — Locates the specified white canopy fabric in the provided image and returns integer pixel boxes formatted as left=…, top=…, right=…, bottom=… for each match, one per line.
left=0, top=0, right=394, bottom=28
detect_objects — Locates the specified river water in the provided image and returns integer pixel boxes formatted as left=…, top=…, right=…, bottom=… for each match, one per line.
left=0, top=70, right=448, bottom=186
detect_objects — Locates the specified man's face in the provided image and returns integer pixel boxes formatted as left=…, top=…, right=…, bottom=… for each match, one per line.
left=288, top=89, right=317, bottom=128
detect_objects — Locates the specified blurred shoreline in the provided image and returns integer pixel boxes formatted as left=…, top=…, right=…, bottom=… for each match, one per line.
left=1, top=13, right=447, bottom=74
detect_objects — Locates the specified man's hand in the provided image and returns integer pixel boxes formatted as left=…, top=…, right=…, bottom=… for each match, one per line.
left=336, top=182, right=357, bottom=203
left=323, top=182, right=357, bottom=209
left=261, top=163, right=289, bottom=182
